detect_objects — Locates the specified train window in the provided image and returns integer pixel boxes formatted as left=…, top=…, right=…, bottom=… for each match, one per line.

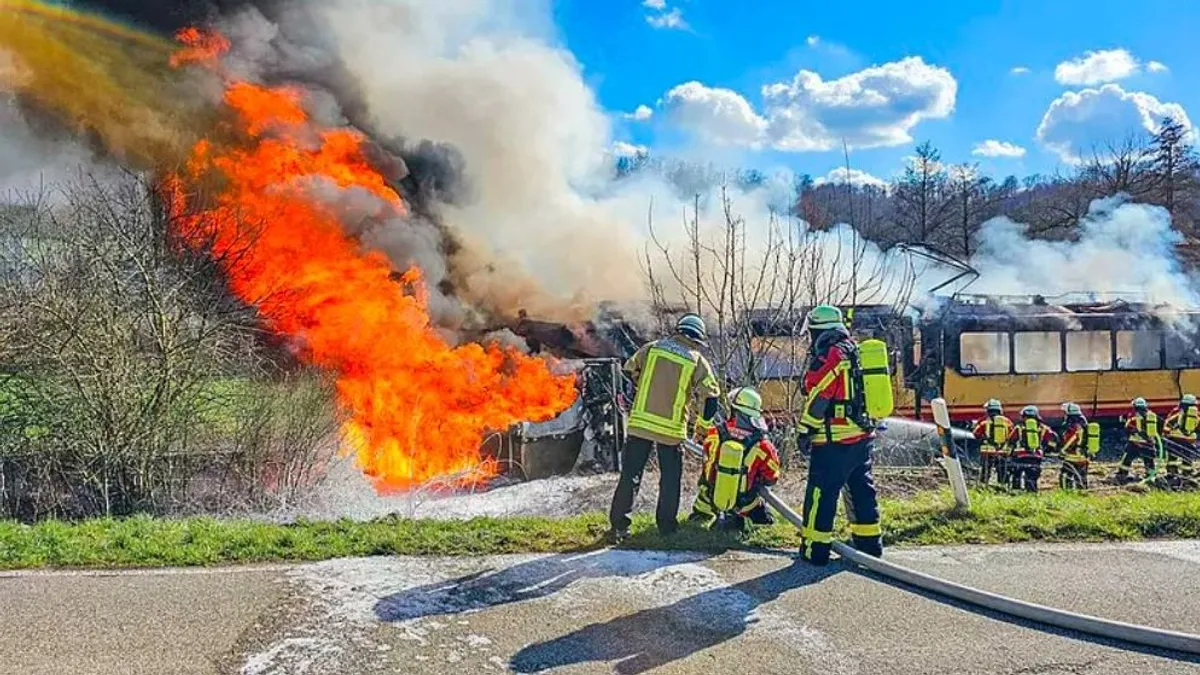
left=1165, top=332, right=1200, bottom=368
left=959, top=332, right=1010, bottom=374
left=1116, top=331, right=1163, bottom=370
left=1065, top=331, right=1113, bottom=371
left=1014, top=332, right=1062, bottom=373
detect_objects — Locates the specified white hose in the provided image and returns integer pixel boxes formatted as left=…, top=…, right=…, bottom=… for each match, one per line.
left=757, top=487, right=1200, bottom=655
left=679, top=440, right=1200, bottom=654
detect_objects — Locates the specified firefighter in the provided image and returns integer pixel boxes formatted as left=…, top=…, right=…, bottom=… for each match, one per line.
left=972, top=399, right=1013, bottom=486
left=1056, top=402, right=1097, bottom=490
left=608, top=313, right=721, bottom=542
left=1006, top=405, right=1056, bottom=492
left=1162, top=394, right=1198, bottom=483
left=796, top=305, right=882, bottom=565
left=690, top=387, right=781, bottom=531
left=1116, top=397, right=1162, bottom=483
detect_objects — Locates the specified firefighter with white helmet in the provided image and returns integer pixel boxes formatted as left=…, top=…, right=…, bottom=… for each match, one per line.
left=1005, top=405, right=1056, bottom=492
left=609, top=313, right=721, bottom=542
left=972, top=399, right=1013, bottom=486
left=1162, top=393, right=1198, bottom=483
left=1116, top=397, right=1161, bottom=483
left=690, top=386, right=781, bottom=531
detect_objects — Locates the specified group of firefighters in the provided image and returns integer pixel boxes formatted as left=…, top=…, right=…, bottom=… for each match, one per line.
left=972, top=396, right=1199, bottom=491
left=608, top=304, right=883, bottom=566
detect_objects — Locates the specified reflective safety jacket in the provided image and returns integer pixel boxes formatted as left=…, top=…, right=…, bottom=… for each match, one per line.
left=799, top=338, right=873, bottom=446
left=700, top=419, right=781, bottom=513
left=625, top=335, right=720, bottom=445
left=1124, top=411, right=1160, bottom=448
left=973, top=415, right=1014, bottom=454
left=1059, top=419, right=1093, bottom=463
left=1007, top=419, right=1056, bottom=459
left=1163, top=406, right=1199, bottom=444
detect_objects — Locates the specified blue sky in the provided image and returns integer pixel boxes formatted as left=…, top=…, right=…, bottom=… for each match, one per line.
left=552, top=0, right=1197, bottom=185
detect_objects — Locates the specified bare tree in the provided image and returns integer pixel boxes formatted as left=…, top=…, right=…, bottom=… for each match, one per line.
left=893, top=142, right=955, bottom=247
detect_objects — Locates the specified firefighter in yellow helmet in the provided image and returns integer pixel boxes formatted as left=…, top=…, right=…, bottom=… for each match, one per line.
left=609, top=313, right=721, bottom=542
left=1162, top=394, right=1198, bottom=484
left=796, top=305, right=882, bottom=565
left=972, top=399, right=1012, bottom=486
left=1116, top=397, right=1161, bottom=483
left=1057, top=402, right=1098, bottom=490
left=690, top=387, right=781, bottom=531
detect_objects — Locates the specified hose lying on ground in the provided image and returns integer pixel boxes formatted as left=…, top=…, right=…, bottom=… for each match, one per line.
left=757, top=486, right=1200, bottom=656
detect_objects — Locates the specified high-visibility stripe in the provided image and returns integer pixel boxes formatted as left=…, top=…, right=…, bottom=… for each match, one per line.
left=628, top=346, right=698, bottom=440
left=850, top=522, right=882, bottom=538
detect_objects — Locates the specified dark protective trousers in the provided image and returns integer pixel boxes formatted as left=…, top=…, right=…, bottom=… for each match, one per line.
left=799, top=439, right=881, bottom=566
left=1116, top=443, right=1156, bottom=480
left=1058, top=460, right=1089, bottom=490
left=979, top=452, right=1001, bottom=485
left=1010, top=456, right=1042, bottom=492
left=609, top=436, right=683, bottom=535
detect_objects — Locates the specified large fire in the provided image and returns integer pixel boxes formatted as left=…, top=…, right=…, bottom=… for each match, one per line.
left=164, top=29, right=577, bottom=490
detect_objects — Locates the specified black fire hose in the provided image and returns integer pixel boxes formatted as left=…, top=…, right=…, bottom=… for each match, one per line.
left=680, top=439, right=1200, bottom=655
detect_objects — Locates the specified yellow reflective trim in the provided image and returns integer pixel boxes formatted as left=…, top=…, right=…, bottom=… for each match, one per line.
left=850, top=522, right=882, bottom=538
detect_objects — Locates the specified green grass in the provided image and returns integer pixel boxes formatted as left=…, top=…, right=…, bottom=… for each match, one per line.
left=1, top=488, right=1198, bottom=569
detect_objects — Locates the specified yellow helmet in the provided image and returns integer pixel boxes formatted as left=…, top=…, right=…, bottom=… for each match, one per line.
left=728, top=387, right=764, bottom=418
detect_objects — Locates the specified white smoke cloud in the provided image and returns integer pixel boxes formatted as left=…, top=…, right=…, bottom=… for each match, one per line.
left=965, top=196, right=1197, bottom=306
left=816, top=167, right=887, bottom=189
left=0, top=94, right=95, bottom=195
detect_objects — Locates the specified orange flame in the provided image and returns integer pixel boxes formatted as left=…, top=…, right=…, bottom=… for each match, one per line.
left=169, top=27, right=231, bottom=68
left=164, top=30, right=577, bottom=490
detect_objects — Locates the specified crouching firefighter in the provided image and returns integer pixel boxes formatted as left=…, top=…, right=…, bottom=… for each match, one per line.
left=690, top=387, right=781, bottom=531
left=1057, top=403, right=1099, bottom=490
left=1116, top=398, right=1162, bottom=483
left=1006, top=405, right=1055, bottom=492
left=609, top=314, right=721, bottom=542
left=1163, top=394, right=1198, bottom=483
left=972, top=399, right=1013, bottom=486
left=796, top=305, right=893, bottom=565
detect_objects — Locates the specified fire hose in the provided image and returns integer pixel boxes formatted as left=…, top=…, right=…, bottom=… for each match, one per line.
left=680, top=439, right=1200, bottom=655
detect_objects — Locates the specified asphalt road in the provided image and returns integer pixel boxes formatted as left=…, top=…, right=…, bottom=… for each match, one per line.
left=2, top=542, right=1199, bottom=675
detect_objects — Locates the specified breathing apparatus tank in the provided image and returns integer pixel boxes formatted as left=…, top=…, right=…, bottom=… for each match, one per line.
left=1086, top=422, right=1101, bottom=455
left=711, top=428, right=762, bottom=512
left=857, top=338, right=894, bottom=421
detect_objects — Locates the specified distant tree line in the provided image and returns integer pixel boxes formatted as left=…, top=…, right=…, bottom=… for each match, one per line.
left=619, top=118, right=1200, bottom=263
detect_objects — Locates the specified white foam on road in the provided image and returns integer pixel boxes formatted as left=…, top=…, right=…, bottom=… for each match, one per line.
left=240, top=551, right=856, bottom=673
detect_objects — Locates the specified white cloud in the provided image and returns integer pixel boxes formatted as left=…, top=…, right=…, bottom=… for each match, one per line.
left=1054, top=48, right=1139, bottom=86
left=1037, top=84, right=1192, bottom=163
left=662, top=81, right=767, bottom=148
left=611, top=141, right=648, bottom=157
left=816, top=167, right=887, bottom=189
left=1010, top=66, right=1030, bottom=75
left=641, top=0, right=666, bottom=8
left=972, top=139, right=1027, bottom=158
left=646, top=6, right=688, bottom=30
left=1148, top=60, right=1169, bottom=73
left=806, top=35, right=820, bottom=47
left=622, top=104, right=654, bottom=121
left=662, top=57, right=956, bottom=152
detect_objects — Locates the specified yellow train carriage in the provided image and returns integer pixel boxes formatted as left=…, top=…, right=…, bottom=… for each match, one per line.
left=751, top=298, right=1200, bottom=426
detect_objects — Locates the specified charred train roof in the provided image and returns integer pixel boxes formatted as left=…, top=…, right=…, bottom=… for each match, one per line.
left=927, top=295, right=1200, bottom=333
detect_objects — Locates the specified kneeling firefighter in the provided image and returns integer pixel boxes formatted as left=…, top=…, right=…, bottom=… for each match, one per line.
left=1006, top=405, right=1056, bottom=492
left=796, top=305, right=893, bottom=565
left=1057, top=403, right=1099, bottom=490
left=690, top=387, right=781, bottom=530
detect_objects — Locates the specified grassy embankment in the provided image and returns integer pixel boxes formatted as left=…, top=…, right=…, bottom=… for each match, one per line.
left=1, top=488, right=1198, bottom=569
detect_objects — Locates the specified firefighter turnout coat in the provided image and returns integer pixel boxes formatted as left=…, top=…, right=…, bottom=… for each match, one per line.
left=695, top=419, right=781, bottom=518
left=624, top=334, right=720, bottom=445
